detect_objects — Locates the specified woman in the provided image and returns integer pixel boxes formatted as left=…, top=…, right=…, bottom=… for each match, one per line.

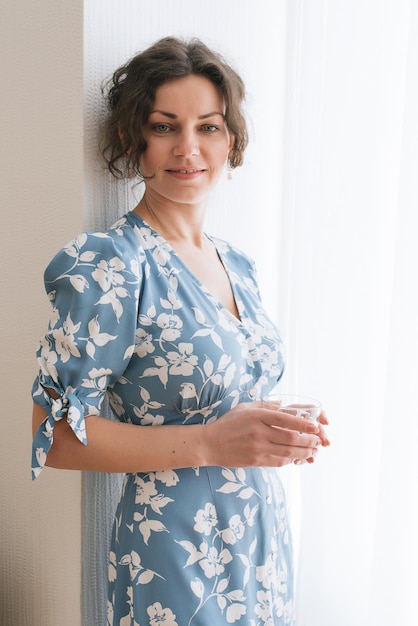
left=32, top=37, right=329, bottom=625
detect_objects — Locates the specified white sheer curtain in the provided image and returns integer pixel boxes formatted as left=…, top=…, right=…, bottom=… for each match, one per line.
left=279, top=1, right=418, bottom=624
left=82, top=1, right=417, bottom=623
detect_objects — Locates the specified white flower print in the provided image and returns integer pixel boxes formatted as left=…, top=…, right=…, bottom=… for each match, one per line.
left=129, top=472, right=174, bottom=544
left=106, top=600, right=114, bottom=626
left=139, top=412, right=165, bottom=426
left=156, top=312, right=183, bottom=341
left=275, top=568, right=287, bottom=596
left=133, top=510, right=169, bottom=546
left=134, top=476, right=158, bottom=505
left=226, top=600, right=247, bottom=623
left=35, top=447, right=47, bottom=470
left=82, top=315, right=117, bottom=359
left=95, top=287, right=131, bottom=322
left=63, top=232, right=88, bottom=258
left=130, top=256, right=141, bottom=279
left=80, top=367, right=112, bottom=398
left=160, top=288, right=182, bottom=311
left=255, top=589, right=274, bottom=623
left=108, top=551, right=117, bottom=583
left=187, top=575, right=247, bottom=625
left=119, top=550, right=164, bottom=586
left=257, top=343, right=279, bottom=371
left=109, top=216, right=128, bottom=236
left=275, top=596, right=284, bottom=620
left=69, top=274, right=89, bottom=293
left=38, top=336, right=58, bottom=381
left=138, top=303, right=157, bottom=327
left=283, top=600, right=294, bottom=624
left=220, top=514, right=245, bottom=545
left=136, top=226, right=158, bottom=250
left=92, top=256, right=126, bottom=292
left=199, top=543, right=233, bottom=579
left=52, top=322, right=81, bottom=363
left=131, top=386, right=165, bottom=424
left=152, top=245, right=171, bottom=267
left=134, top=328, right=155, bottom=357
left=166, top=343, right=198, bottom=376
left=240, top=274, right=259, bottom=297
left=179, top=382, right=197, bottom=399
left=147, top=602, right=178, bottom=626
left=66, top=402, right=86, bottom=442
left=256, top=553, right=278, bottom=590
left=193, top=503, right=218, bottom=536
left=49, top=305, right=60, bottom=330
left=91, top=256, right=133, bottom=322
left=155, top=470, right=179, bottom=487
left=217, top=467, right=258, bottom=500
left=107, top=390, right=124, bottom=417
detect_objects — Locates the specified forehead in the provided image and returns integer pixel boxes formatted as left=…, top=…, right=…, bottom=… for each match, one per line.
left=151, top=75, right=224, bottom=114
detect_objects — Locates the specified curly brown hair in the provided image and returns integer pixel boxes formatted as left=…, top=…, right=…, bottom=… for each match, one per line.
left=101, top=37, right=248, bottom=179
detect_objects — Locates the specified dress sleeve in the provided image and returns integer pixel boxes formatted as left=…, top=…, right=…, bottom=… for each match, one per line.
left=31, top=226, right=142, bottom=479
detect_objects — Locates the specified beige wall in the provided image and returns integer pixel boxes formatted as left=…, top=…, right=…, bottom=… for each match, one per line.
left=0, top=1, right=83, bottom=625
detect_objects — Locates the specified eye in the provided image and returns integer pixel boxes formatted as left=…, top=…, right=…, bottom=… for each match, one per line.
left=152, top=123, right=171, bottom=133
left=201, top=124, right=219, bottom=133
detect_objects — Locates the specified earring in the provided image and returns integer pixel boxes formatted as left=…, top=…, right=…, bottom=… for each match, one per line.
left=226, top=161, right=233, bottom=180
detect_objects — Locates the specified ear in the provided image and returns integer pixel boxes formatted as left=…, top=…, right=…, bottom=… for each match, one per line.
left=227, top=144, right=235, bottom=168
left=118, top=125, right=128, bottom=151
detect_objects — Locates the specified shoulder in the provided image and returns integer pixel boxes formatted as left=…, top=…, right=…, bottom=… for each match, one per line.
left=210, top=235, right=261, bottom=296
left=44, top=212, right=142, bottom=284
left=210, top=235, right=256, bottom=271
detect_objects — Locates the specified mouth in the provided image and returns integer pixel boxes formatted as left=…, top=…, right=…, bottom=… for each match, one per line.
left=167, top=168, right=205, bottom=174
left=165, top=168, right=206, bottom=180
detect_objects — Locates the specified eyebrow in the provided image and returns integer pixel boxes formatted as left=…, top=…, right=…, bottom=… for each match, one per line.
left=149, top=110, right=225, bottom=120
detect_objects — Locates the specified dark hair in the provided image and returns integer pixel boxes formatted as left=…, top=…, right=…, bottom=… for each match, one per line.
left=101, top=37, right=248, bottom=179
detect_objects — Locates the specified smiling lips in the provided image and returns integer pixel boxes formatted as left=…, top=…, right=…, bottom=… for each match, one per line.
left=166, top=168, right=205, bottom=179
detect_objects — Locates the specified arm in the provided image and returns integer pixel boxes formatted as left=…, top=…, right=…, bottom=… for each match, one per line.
left=32, top=398, right=323, bottom=473
left=32, top=226, right=327, bottom=476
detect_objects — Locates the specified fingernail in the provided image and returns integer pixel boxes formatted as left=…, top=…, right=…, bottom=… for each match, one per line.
left=307, top=423, right=319, bottom=431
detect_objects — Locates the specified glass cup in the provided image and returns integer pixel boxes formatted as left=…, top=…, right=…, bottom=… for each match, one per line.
left=263, top=392, right=322, bottom=424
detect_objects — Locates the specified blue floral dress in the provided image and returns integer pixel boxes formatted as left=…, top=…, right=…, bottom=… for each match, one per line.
left=32, top=211, right=294, bottom=626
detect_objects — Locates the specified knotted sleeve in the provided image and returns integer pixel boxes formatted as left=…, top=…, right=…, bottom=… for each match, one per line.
left=31, top=223, right=142, bottom=479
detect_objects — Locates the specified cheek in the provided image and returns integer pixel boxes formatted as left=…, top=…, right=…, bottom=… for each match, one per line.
left=139, top=145, right=159, bottom=175
left=210, top=139, right=231, bottom=162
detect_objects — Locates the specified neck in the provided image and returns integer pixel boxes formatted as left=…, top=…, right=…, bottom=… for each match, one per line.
left=134, top=192, right=207, bottom=246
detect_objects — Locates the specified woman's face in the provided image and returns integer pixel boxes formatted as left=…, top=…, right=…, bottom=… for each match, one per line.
left=140, top=74, right=234, bottom=206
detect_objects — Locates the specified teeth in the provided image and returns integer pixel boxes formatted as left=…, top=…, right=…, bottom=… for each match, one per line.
left=176, top=169, right=198, bottom=173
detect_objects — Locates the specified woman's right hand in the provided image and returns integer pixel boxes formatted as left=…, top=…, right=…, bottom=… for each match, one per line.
left=204, top=401, right=323, bottom=468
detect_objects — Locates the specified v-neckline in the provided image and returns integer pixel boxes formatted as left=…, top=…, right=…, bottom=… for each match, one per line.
left=129, top=211, right=244, bottom=326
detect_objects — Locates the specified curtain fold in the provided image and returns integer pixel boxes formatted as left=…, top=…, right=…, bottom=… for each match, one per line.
left=281, top=1, right=418, bottom=624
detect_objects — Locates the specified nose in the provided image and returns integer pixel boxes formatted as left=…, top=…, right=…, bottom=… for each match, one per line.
left=173, top=129, right=200, bottom=158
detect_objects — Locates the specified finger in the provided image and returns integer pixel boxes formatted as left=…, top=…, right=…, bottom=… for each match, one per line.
left=262, top=408, right=320, bottom=434
left=316, top=423, right=331, bottom=446
left=267, top=425, right=321, bottom=452
left=318, top=410, right=329, bottom=425
left=263, top=446, right=317, bottom=466
left=295, top=458, right=311, bottom=465
left=262, top=399, right=282, bottom=410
